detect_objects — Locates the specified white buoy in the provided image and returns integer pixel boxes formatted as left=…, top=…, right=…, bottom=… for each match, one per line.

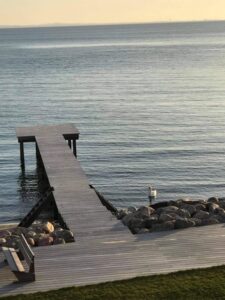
left=148, top=186, right=157, bottom=204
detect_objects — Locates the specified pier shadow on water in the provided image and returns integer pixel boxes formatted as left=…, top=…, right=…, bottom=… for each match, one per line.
left=17, top=164, right=50, bottom=222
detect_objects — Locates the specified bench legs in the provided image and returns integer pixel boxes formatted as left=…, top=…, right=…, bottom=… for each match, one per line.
left=13, top=271, right=35, bottom=282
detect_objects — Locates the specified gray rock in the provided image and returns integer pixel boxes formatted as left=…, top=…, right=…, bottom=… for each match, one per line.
left=38, top=236, right=54, bottom=247
left=208, top=197, right=219, bottom=204
left=208, top=203, right=220, bottom=213
left=144, top=215, right=159, bottom=229
left=0, top=230, right=11, bottom=239
left=54, top=229, right=74, bottom=243
left=122, top=214, right=135, bottom=226
left=117, top=209, right=127, bottom=220
left=180, top=204, right=196, bottom=216
left=136, top=228, right=149, bottom=234
left=151, top=221, right=175, bottom=232
left=128, top=218, right=144, bottom=234
left=195, top=204, right=207, bottom=212
left=190, top=218, right=202, bottom=226
left=159, top=213, right=175, bottom=223
left=162, top=206, right=179, bottom=213
left=175, top=218, right=195, bottom=229
left=26, top=237, right=35, bottom=247
left=5, top=236, right=20, bottom=249
left=216, top=207, right=225, bottom=216
left=135, top=206, right=155, bottom=219
left=218, top=200, right=225, bottom=210
left=25, top=231, right=37, bottom=238
left=194, top=210, right=210, bottom=219
left=53, top=238, right=66, bottom=245
left=0, top=238, right=6, bottom=245
left=201, top=217, right=220, bottom=226
left=176, top=208, right=191, bottom=218
left=127, top=206, right=137, bottom=213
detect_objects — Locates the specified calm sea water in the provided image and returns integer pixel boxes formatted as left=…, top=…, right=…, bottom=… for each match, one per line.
left=1, top=21, right=225, bottom=223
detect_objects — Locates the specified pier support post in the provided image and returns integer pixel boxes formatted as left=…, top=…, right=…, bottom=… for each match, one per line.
left=68, top=139, right=72, bottom=149
left=36, top=142, right=42, bottom=168
left=20, top=142, right=25, bottom=169
left=73, top=139, right=77, bottom=157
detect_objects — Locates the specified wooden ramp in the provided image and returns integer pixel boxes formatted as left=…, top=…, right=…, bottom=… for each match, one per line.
left=1, top=123, right=225, bottom=297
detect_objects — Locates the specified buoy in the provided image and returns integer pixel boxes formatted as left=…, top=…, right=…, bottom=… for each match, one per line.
left=148, top=186, right=157, bottom=204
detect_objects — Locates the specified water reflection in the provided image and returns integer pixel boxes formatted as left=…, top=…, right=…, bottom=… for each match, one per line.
left=17, top=164, right=49, bottom=221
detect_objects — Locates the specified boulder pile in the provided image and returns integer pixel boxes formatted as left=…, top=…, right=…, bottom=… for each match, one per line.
left=117, top=197, right=225, bottom=234
left=0, top=220, right=74, bottom=249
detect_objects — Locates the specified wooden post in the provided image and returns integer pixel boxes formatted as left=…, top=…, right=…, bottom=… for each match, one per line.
left=20, top=142, right=25, bottom=169
left=36, top=143, right=41, bottom=164
left=68, top=139, right=72, bottom=149
left=73, top=139, right=77, bottom=157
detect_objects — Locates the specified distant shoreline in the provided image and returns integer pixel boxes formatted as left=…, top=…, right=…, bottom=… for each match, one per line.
left=0, top=223, right=17, bottom=231
left=0, top=19, right=225, bottom=30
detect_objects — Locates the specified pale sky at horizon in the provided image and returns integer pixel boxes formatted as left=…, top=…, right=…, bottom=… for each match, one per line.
left=0, top=0, right=225, bottom=27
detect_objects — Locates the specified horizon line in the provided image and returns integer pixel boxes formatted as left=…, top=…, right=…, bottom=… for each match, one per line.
left=0, top=19, right=225, bottom=30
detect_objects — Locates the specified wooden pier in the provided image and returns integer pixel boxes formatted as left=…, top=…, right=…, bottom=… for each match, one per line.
left=1, top=123, right=225, bottom=297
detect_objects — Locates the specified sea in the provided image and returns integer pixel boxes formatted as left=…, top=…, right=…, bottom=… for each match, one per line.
left=1, top=21, right=225, bottom=224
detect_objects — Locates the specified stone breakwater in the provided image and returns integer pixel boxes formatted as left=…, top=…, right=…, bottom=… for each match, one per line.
left=0, top=221, right=74, bottom=249
left=117, top=197, right=225, bottom=234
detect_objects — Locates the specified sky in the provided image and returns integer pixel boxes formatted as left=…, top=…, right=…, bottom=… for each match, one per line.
left=0, top=0, right=225, bottom=27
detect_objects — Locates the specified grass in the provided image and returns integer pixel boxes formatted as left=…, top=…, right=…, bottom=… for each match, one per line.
left=2, top=265, right=225, bottom=300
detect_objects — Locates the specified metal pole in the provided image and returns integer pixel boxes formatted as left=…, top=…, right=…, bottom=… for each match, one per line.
left=20, top=142, right=25, bottom=169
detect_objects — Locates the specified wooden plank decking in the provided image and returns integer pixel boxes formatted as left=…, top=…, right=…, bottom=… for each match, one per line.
left=1, top=123, right=225, bottom=297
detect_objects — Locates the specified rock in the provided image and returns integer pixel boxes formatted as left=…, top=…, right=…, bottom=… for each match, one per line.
left=33, top=233, right=46, bottom=244
left=0, top=238, right=6, bottom=245
left=218, top=208, right=225, bottom=217
left=195, top=204, right=207, bottom=212
left=151, top=221, right=175, bottom=232
left=136, top=228, right=149, bottom=234
left=218, top=200, right=225, bottom=209
left=54, top=229, right=74, bottom=242
left=38, top=236, right=54, bottom=246
left=53, top=238, right=66, bottom=245
left=190, top=218, right=202, bottom=226
left=117, top=209, right=127, bottom=220
left=127, top=206, right=137, bottom=214
left=128, top=218, right=144, bottom=234
left=161, top=206, right=179, bottom=214
left=135, top=206, right=155, bottom=219
left=167, top=200, right=179, bottom=207
left=180, top=204, right=196, bottom=216
left=144, top=215, right=159, bottom=229
left=11, top=227, right=28, bottom=236
left=175, top=218, right=195, bottom=229
left=42, top=222, right=54, bottom=234
left=0, top=230, right=11, bottom=238
left=5, top=236, right=20, bottom=249
left=194, top=210, right=210, bottom=219
left=176, top=208, right=191, bottom=218
left=26, top=237, right=35, bottom=247
left=30, top=224, right=44, bottom=234
left=208, top=203, right=220, bottom=213
left=159, top=213, right=176, bottom=223
left=216, top=207, right=225, bottom=216
left=208, top=197, right=219, bottom=204
left=122, top=214, right=135, bottom=226
left=201, top=217, right=219, bottom=226
left=25, top=231, right=37, bottom=238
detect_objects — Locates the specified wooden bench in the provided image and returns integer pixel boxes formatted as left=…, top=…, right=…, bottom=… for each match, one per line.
left=2, top=234, right=35, bottom=282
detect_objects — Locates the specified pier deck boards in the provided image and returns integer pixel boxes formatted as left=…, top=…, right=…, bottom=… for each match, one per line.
left=1, top=123, right=225, bottom=297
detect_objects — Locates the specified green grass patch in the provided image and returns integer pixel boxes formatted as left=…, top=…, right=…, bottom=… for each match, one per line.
left=3, top=265, right=225, bottom=300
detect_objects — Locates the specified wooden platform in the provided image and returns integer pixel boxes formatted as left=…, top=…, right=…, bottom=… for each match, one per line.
left=1, top=123, right=225, bottom=297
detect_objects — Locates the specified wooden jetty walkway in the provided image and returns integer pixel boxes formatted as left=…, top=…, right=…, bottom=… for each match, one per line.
left=1, top=123, right=225, bottom=297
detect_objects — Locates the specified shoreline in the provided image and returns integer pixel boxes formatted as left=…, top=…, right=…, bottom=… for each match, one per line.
left=0, top=222, right=18, bottom=231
